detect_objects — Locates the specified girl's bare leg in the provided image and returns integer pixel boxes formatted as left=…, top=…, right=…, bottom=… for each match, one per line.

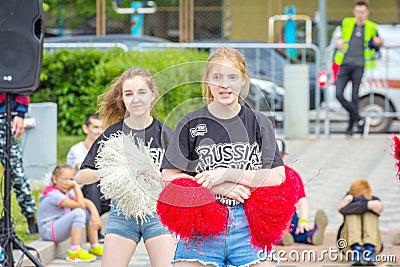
left=101, top=233, right=137, bottom=267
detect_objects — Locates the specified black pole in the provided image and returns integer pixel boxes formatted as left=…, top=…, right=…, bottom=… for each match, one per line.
left=2, top=93, right=43, bottom=267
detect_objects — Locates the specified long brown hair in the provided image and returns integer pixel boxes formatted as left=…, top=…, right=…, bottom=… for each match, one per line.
left=97, top=68, right=159, bottom=129
left=202, top=47, right=250, bottom=104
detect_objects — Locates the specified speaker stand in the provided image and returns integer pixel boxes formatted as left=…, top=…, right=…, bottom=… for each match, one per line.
left=1, top=93, right=43, bottom=267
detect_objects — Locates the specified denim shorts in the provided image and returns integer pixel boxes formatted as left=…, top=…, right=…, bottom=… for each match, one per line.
left=105, top=202, right=170, bottom=243
left=173, top=204, right=278, bottom=267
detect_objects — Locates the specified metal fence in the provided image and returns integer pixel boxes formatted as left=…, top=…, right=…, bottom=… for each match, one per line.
left=104, top=0, right=224, bottom=41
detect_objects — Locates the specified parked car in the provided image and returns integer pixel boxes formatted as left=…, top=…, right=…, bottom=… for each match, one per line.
left=324, top=24, right=400, bottom=132
left=245, top=77, right=285, bottom=126
left=247, top=77, right=285, bottom=112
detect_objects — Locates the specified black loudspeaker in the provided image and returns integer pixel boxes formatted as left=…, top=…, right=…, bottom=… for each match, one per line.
left=0, top=0, right=43, bottom=93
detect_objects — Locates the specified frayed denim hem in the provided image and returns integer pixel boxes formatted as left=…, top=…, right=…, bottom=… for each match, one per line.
left=171, top=259, right=220, bottom=267
left=230, top=258, right=261, bottom=267
left=227, top=250, right=280, bottom=267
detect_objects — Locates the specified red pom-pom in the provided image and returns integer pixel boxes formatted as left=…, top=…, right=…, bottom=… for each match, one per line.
left=244, top=166, right=300, bottom=251
left=157, top=178, right=228, bottom=239
left=393, top=135, right=400, bottom=181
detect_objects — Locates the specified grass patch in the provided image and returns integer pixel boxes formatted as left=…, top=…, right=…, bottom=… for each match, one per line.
left=0, top=178, right=42, bottom=244
left=57, top=135, right=83, bottom=164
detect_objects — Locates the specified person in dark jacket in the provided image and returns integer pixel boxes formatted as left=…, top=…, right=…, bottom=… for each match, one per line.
left=0, top=93, right=38, bottom=234
left=334, top=1, right=383, bottom=137
left=337, top=179, right=383, bottom=266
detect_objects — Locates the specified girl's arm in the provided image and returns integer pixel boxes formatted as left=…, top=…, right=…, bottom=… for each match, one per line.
left=60, top=182, right=85, bottom=209
left=76, top=168, right=99, bottom=185
left=337, top=195, right=353, bottom=212
left=195, top=165, right=285, bottom=189
left=84, top=198, right=101, bottom=230
left=162, top=168, right=251, bottom=202
left=295, top=197, right=312, bottom=234
left=210, top=182, right=251, bottom=203
left=367, top=200, right=384, bottom=215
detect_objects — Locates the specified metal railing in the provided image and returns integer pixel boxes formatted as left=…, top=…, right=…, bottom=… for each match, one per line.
left=43, top=42, right=129, bottom=52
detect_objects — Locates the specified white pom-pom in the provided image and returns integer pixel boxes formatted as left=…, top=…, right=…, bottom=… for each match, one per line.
left=95, top=131, right=162, bottom=222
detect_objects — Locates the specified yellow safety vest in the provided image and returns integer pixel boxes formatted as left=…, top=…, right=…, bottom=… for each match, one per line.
left=333, top=17, right=378, bottom=69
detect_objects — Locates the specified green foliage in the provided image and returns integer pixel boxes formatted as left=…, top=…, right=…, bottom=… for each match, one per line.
left=44, top=0, right=96, bottom=29
left=34, top=48, right=209, bottom=135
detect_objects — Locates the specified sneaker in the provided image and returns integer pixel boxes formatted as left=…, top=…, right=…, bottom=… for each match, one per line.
left=363, top=244, right=377, bottom=266
left=345, top=119, right=354, bottom=137
left=345, top=125, right=353, bottom=137
left=357, top=117, right=370, bottom=137
left=310, top=209, right=328, bottom=245
left=66, top=248, right=96, bottom=262
left=350, top=244, right=364, bottom=266
left=89, top=244, right=103, bottom=257
left=281, top=232, right=294, bottom=246
left=27, top=218, right=38, bottom=235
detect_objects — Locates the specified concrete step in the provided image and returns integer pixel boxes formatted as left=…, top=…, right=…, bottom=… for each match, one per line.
left=15, top=229, right=400, bottom=266
left=14, top=235, right=82, bottom=266
left=15, top=213, right=106, bottom=266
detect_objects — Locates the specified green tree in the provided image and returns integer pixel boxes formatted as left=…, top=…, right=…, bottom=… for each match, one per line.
left=44, top=0, right=96, bottom=31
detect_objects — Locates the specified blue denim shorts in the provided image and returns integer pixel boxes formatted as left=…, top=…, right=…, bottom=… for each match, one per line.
left=173, top=204, right=278, bottom=267
left=105, top=202, right=170, bottom=243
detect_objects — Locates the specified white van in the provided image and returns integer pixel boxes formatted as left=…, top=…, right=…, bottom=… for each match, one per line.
left=324, top=24, right=400, bottom=132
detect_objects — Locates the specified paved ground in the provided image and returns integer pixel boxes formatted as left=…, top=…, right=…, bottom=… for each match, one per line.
left=43, top=133, right=400, bottom=266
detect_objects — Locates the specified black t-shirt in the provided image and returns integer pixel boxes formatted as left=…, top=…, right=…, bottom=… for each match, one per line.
left=81, top=118, right=174, bottom=170
left=343, top=24, right=365, bottom=67
left=161, top=105, right=283, bottom=176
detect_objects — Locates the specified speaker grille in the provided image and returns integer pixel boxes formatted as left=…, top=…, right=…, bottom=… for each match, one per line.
left=0, top=31, right=36, bottom=84
left=0, top=0, right=43, bottom=93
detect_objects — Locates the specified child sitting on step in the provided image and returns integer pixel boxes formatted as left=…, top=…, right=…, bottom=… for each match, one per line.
left=37, top=164, right=103, bottom=262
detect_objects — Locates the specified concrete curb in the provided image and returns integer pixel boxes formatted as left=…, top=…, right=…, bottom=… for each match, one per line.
left=16, top=237, right=73, bottom=266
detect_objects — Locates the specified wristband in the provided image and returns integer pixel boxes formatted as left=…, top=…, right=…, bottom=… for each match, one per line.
left=298, top=218, right=309, bottom=224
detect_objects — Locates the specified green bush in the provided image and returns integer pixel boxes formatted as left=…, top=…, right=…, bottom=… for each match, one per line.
left=33, top=49, right=209, bottom=135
